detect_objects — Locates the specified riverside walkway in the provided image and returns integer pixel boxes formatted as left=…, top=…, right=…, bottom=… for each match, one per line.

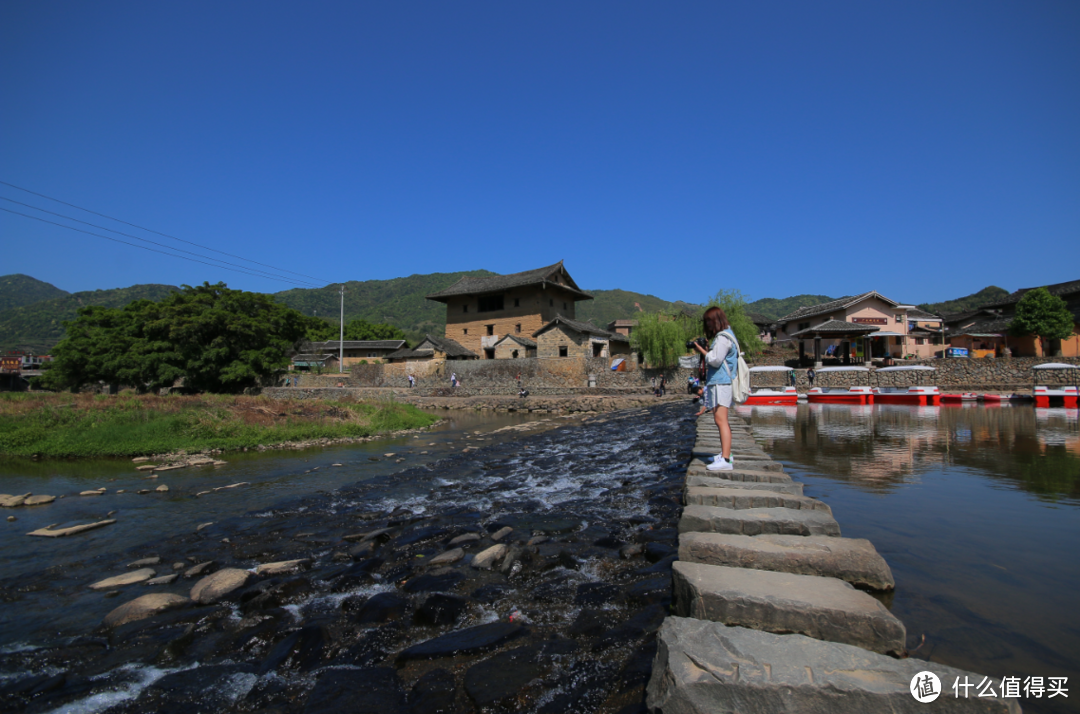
left=646, top=413, right=1023, bottom=713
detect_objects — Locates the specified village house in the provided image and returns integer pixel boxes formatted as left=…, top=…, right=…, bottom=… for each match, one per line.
left=290, top=353, right=340, bottom=372
left=946, top=279, right=1080, bottom=357
left=533, top=315, right=631, bottom=359
left=301, top=340, right=407, bottom=366
left=425, top=261, right=594, bottom=359
left=385, top=334, right=477, bottom=363
left=606, top=319, right=638, bottom=338
left=775, top=292, right=942, bottom=364
left=491, top=334, right=537, bottom=359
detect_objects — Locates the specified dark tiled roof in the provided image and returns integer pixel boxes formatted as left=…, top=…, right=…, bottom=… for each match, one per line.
left=533, top=315, right=630, bottom=342
left=788, top=320, right=882, bottom=338
left=981, top=279, right=1080, bottom=308
left=778, top=292, right=898, bottom=323
left=947, top=318, right=1013, bottom=338
left=495, top=334, right=537, bottom=348
left=745, top=312, right=773, bottom=325
left=386, top=348, right=436, bottom=360
left=417, top=334, right=478, bottom=358
left=306, top=340, right=406, bottom=351
left=905, top=308, right=941, bottom=320
left=292, top=353, right=336, bottom=362
left=425, top=261, right=593, bottom=302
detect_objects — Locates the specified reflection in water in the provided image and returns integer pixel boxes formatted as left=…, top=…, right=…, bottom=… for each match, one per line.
left=739, top=403, right=1080, bottom=714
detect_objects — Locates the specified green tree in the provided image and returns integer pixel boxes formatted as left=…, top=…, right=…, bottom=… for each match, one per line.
left=631, top=311, right=696, bottom=367
left=1010, top=287, right=1074, bottom=356
left=40, top=283, right=311, bottom=393
left=706, top=289, right=765, bottom=357
left=304, top=317, right=406, bottom=342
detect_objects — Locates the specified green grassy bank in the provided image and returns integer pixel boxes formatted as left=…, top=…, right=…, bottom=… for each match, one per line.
left=0, top=393, right=439, bottom=458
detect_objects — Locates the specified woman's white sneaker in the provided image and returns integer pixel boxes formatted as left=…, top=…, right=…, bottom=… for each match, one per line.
left=707, top=457, right=734, bottom=472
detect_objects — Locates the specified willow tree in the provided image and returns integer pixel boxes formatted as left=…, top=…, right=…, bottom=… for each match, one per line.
left=705, top=289, right=765, bottom=356
left=631, top=311, right=696, bottom=367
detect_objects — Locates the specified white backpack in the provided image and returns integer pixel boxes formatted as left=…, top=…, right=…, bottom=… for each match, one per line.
left=721, top=330, right=751, bottom=404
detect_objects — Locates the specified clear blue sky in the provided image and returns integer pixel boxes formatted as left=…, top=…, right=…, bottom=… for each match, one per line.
left=2, top=2, right=1078, bottom=306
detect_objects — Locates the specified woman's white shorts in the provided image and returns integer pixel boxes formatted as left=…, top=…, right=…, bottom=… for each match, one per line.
left=706, top=384, right=732, bottom=409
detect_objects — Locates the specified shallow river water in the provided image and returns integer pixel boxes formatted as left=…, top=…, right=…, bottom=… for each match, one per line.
left=738, top=402, right=1080, bottom=714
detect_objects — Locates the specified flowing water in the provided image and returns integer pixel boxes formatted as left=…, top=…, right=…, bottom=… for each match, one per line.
left=739, top=402, right=1080, bottom=714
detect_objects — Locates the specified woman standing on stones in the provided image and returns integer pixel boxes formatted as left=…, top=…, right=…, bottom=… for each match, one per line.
left=691, top=306, right=737, bottom=472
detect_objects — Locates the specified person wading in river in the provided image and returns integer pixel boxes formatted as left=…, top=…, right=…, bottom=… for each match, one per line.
left=692, top=306, right=737, bottom=471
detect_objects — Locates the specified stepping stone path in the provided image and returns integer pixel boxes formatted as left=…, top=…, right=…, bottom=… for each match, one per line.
left=646, top=412, right=1018, bottom=711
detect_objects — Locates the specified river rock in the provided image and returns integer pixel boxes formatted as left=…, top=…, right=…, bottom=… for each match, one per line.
left=679, top=533, right=895, bottom=591
left=470, top=544, right=508, bottom=570
left=89, top=568, right=156, bottom=590
left=132, top=457, right=150, bottom=463
left=685, top=487, right=831, bottom=513
left=347, top=592, right=409, bottom=624
left=397, top=622, right=525, bottom=661
left=184, top=561, right=215, bottom=578
left=5, top=516, right=13, bottom=521
left=408, top=669, right=456, bottom=714
left=102, top=593, right=189, bottom=628
left=464, top=645, right=542, bottom=708
left=686, top=474, right=805, bottom=496
left=135, top=464, right=157, bottom=471
left=647, top=617, right=1021, bottom=714
left=490, top=526, right=513, bottom=542
left=127, top=557, right=161, bottom=568
left=155, top=485, right=169, bottom=493
left=672, top=562, right=905, bottom=656
left=415, top=593, right=469, bottom=626
left=449, top=532, right=481, bottom=546
left=427, top=547, right=464, bottom=566
left=304, top=668, right=407, bottom=714
left=256, top=558, right=310, bottom=576
left=27, top=519, right=116, bottom=538
left=145, top=574, right=178, bottom=585
left=190, top=568, right=253, bottom=604
left=687, top=463, right=790, bottom=481
left=679, top=504, right=841, bottom=537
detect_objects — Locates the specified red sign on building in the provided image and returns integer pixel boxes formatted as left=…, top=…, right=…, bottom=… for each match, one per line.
left=851, top=318, right=888, bottom=325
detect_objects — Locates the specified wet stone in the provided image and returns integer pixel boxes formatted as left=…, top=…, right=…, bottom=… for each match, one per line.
left=259, top=623, right=329, bottom=673
left=575, top=582, right=623, bottom=607
left=679, top=504, right=841, bottom=537
left=334, top=623, right=401, bottom=668
left=397, top=622, right=525, bottom=661
left=415, top=593, right=470, bottom=626
left=304, top=667, right=407, bottom=714
left=464, top=645, right=543, bottom=708
left=408, top=668, right=457, bottom=714
left=625, top=576, right=672, bottom=606
left=644, top=541, right=676, bottom=562
left=346, top=592, right=409, bottom=624
left=403, top=569, right=465, bottom=593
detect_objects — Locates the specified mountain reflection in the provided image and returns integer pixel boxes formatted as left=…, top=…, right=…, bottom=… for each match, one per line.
left=738, top=404, right=1080, bottom=502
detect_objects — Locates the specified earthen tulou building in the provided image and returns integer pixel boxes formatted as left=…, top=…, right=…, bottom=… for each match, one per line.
left=424, top=261, right=630, bottom=360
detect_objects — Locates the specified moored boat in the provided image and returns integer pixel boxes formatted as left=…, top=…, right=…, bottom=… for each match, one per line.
left=745, top=366, right=799, bottom=405
left=1032, top=363, right=1080, bottom=408
left=873, top=365, right=941, bottom=406
left=806, top=366, right=874, bottom=404
left=941, top=392, right=978, bottom=404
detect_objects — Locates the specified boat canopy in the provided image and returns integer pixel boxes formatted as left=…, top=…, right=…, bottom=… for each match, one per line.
left=816, top=366, right=870, bottom=373
left=1033, top=363, right=1080, bottom=370
left=876, top=365, right=936, bottom=372
left=749, top=366, right=794, bottom=372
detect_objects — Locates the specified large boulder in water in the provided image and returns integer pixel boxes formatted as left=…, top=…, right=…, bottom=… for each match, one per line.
left=190, top=568, right=253, bottom=604
left=103, top=593, right=189, bottom=628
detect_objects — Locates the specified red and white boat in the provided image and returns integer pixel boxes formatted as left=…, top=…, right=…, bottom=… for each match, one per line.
left=941, top=392, right=978, bottom=404
left=745, top=366, right=799, bottom=405
left=807, top=366, right=874, bottom=404
left=1032, top=363, right=1080, bottom=408
left=872, top=365, right=941, bottom=406
left=979, top=393, right=1004, bottom=403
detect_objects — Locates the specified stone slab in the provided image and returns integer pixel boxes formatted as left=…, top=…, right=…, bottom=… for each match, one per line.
left=672, top=562, right=905, bottom=655
left=679, top=505, right=840, bottom=537
left=90, top=568, right=157, bottom=590
left=685, top=487, right=831, bottom=513
left=647, top=617, right=1022, bottom=714
left=679, top=532, right=894, bottom=591
left=685, top=475, right=804, bottom=497
left=686, top=465, right=791, bottom=483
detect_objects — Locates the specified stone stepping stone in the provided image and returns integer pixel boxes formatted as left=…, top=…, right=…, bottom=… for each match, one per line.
left=691, top=456, right=783, bottom=472
left=686, top=465, right=791, bottom=484
left=103, top=593, right=189, bottom=628
left=679, top=504, right=840, bottom=537
left=685, top=487, right=831, bottom=514
left=679, top=533, right=895, bottom=591
left=90, top=568, right=157, bottom=590
left=397, top=622, right=525, bottom=661
left=686, top=475, right=804, bottom=496
left=672, top=562, right=905, bottom=656
left=649, top=617, right=1021, bottom=714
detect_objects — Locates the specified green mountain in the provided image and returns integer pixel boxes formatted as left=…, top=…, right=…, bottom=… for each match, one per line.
left=576, top=289, right=697, bottom=327
left=745, top=294, right=836, bottom=320
left=0, top=284, right=179, bottom=353
left=917, top=286, right=1010, bottom=316
left=0, top=274, right=69, bottom=313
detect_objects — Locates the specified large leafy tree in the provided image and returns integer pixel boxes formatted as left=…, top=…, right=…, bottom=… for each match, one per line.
left=41, top=283, right=311, bottom=393
left=1010, top=287, right=1075, bottom=356
left=305, top=317, right=406, bottom=342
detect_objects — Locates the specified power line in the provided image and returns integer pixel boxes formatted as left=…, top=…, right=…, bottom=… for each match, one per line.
left=1, top=207, right=325, bottom=288
left=0, top=179, right=333, bottom=285
left=0, top=196, right=324, bottom=288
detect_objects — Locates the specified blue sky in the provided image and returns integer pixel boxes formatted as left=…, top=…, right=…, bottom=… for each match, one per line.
left=2, top=2, right=1078, bottom=306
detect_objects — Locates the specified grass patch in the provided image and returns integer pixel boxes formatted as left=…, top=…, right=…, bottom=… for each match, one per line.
left=0, top=393, right=438, bottom=458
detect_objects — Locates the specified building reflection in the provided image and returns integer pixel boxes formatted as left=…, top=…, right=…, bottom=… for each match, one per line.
left=740, top=404, right=1080, bottom=500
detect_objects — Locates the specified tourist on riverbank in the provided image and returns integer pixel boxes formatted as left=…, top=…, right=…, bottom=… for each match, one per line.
left=807, top=367, right=815, bottom=387
left=659, top=374, right=667, bottom=396
left=451, top=372, right=459, bottom=388
left=692, top=306, right=736, bottom=472
left=408, top=373, right=415, bottom=388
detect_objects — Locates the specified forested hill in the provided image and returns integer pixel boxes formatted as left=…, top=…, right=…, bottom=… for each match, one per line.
left=0, top=284, right=178, bottom=353
left=0, top=274, right=69, bottom=312
left=917, top=286, right=1010, bottom=316
left=745, top=294, right=835, bottom=320
left=575, top=289, right=697, bottom=328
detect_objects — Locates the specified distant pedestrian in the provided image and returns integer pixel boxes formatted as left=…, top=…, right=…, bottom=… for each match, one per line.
left=451, top=372, right=458, bottom=388
left=408, top=374, right=415, bottom=388
left=789, top=370, right=796, bottom=388
left=659, top=375, right=667, bottom=397
left=651, top=377, right=657, bottom=396
left=806, top=368, right=815, bottom=388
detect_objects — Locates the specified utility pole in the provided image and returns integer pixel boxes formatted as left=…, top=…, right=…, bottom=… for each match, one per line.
left=339, top=284, right=345, bottom=373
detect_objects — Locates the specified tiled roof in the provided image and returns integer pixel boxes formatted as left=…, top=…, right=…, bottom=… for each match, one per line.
left=386, top=348, right=436, bottom=360
left=425, top=261, right=593, bottom=302
left=787, top=320, right=882, bottom=338
left=905, top=308, right=941, bottom=320
left=533, top=315, right=630, bottom=342
left=981, top=279, right=1080, bottom=308
left=778, top=292, right=899, bottom=323
left=292, top=353, right=336, bottom=362
left=745, top=312, right=773, bottom=325
left=494, top=334, right=538, bottom=348
left=305, top=340, right=406, bottom=351
left=417, top=334, right=478, bottom=358
left=947, top=318, right=1013, bottom=338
